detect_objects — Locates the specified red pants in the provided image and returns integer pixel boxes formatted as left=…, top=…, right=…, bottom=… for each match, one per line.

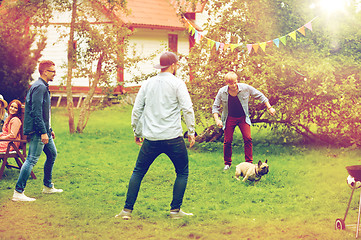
left=223, top=116, right=253, bottom=165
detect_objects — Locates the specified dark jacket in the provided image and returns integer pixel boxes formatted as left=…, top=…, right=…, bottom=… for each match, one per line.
left=23, top=78, right=52, bottom=136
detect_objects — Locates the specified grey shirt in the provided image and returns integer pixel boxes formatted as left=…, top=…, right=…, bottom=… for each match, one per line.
left=212, top=83, right=268, bottom=128
left=132, top=72, right=195, bottom=141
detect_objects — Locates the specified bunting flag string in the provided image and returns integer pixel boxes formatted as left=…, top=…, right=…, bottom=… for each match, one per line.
left=183, top=16, right=318, bottom=54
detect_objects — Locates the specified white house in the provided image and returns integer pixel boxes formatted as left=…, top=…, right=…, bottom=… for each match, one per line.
left=33, top=0, right=207, bottom=106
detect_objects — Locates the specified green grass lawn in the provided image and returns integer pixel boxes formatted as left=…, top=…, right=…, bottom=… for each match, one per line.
left=0, top=105, right=360, bottom=239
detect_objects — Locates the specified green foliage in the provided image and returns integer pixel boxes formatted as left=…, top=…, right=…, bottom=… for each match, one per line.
left=187, top=0, right=361, bottom=147
left=0, top=0, right=50, bottom=102
left=71, top=1, right=132, bottom=89
left=0, top=106, right=359, bottom=239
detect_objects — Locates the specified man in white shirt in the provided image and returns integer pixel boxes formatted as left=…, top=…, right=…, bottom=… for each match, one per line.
left=116, top=52, right=196, bottom=220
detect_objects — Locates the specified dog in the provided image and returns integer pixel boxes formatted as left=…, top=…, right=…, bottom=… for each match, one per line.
left=234, top=160, right=269, bottom=182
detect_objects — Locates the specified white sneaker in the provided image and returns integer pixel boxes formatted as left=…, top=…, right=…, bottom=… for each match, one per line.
left=170, top=209, right=193, bottom=219
left=115, top=209, right=132, bottom=220
left=223, top=165, right=231, bottom=171
left=12, top=190, right=36, bottom=202
left=42, top=184, right=63, bottom=194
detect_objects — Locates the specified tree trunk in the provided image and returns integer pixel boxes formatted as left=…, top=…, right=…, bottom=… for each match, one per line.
left=66, top=0, right=77, bottom=134
left=76, top=53, right=104, bottom=133
left=194, top=125, right=224, bottom=143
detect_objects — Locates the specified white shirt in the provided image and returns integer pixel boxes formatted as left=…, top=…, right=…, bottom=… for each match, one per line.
left=131, top=72, right=195, bottom=141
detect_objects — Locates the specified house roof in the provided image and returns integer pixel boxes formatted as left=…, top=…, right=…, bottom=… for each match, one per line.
left=108, top=0, right=207, bottom=30
left=169, top=0, right=207, bottom=13
left=119, top=0, right=184, bottom=30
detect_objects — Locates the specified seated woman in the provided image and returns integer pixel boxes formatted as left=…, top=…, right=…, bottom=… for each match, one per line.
left=0, top=94, right=8, bottom=134
left=0, top=100, right=23, bottom=152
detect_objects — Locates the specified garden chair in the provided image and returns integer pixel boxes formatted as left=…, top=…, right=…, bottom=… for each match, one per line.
left=0, top=106, right=36, bottom=179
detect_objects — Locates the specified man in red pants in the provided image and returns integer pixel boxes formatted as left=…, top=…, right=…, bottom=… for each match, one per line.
left=212, top=71, right=276, bottom=170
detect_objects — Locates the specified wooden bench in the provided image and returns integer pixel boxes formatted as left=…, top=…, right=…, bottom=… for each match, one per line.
left=0, top=106, right=36, bottom=179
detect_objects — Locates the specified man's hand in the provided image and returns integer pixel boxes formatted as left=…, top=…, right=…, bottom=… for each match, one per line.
left=268, top=107, right=276, bottom=116
left=41, top=133, right=49, bottom=144
left=135, top=136, right=143, bottom=146
left=188, top=134, right=195, bottom=148
left=51, top=131, right=56, bottom=140
left=215, top=119, right=223, bottom=128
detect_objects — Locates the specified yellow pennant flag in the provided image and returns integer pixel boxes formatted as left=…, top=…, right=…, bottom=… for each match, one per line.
left=191, top=27, right=195, bottom=36
left=279, top=36, right=287, bottom=45
left=259, top=42, right=267, bottom=52
left=210, top=40, right=215, bottom=49
left=230, top=44, right=239, bottom=51
left=298, top=26, right=306, bottom=36
left=188, top=25, right=193, bottom=33
left=288, top=31, right=297, bottom=41
left=207, top=38, right=212, bottom=47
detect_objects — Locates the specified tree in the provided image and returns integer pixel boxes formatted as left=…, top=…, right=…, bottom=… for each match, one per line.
left=52, top=0, right=131, bottom=133
left=0, top=0, right=50, bottom=102
left=187, top=0, right=361, bottom=146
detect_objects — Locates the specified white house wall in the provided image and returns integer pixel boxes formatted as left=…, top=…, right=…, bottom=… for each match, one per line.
left=124, top=28, right=190, bottom=87
left=33, top=26, right=190, bottom=89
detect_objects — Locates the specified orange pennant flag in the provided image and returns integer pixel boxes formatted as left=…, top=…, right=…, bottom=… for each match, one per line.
left=266, top=40, right=273, bottom=48
left=298, top=26, right=306, bottom=36
left=253, top=44, right=259, bottom=53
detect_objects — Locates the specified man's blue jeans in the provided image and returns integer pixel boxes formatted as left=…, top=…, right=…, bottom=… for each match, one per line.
left=15, top=134, right=57, bottom=193
left=124, top=137, right=189, bottom=210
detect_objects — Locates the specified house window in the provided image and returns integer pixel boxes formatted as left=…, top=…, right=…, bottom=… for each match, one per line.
left=168, top=34, right=178, bottom=53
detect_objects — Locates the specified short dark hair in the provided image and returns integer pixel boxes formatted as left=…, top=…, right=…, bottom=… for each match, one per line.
left=39, top=60, right=55, bottom=75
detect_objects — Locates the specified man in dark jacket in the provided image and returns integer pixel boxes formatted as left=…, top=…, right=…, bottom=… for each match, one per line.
left=12, top=60, right=63, bottom=202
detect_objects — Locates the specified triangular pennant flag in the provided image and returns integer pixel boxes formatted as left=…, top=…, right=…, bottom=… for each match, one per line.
left=230, top=44, right=239, bottom=51
left=279, top=36, right=287, bottom=45
left=224, top=44, right=230, bottom=51
left=207, top=38, right=212, bottom=47
left=219, top=43, right=225, bottom=51
left=210, top=40, right=215, bottom=49
left=304, top=22, right=313, bottom=31
left=198, top=33, right=203, bottom=42
left=247, top=44, right=253, bottom=54
left=253, top=44, right=259, bottom=53
left=215, top=42, right=220, bottom=51
left=193, top=30, right=198, bottom=40
left=298, top=26, right=306, bottom=36
left=188, top=25, right=193, bottom=33
left=273, top=38, right=280, bottom=48
left=267, top=40, right=273, bottom=48
left=191, top=27, right=195, bottom=36
left=259, top=42, right=267, bottom=52
left=288, top=31, right=297, bottom=41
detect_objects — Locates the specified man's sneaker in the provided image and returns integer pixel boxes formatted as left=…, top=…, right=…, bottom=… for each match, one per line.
left=115, top=209, right=132, bottom=220
left=12, top=190, right=36, bottom=202
left=223, top=165, right=231, bottom=171
left=170, top=209, right=193, bottom=219
left=42, top=184, right=63, bottom=194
